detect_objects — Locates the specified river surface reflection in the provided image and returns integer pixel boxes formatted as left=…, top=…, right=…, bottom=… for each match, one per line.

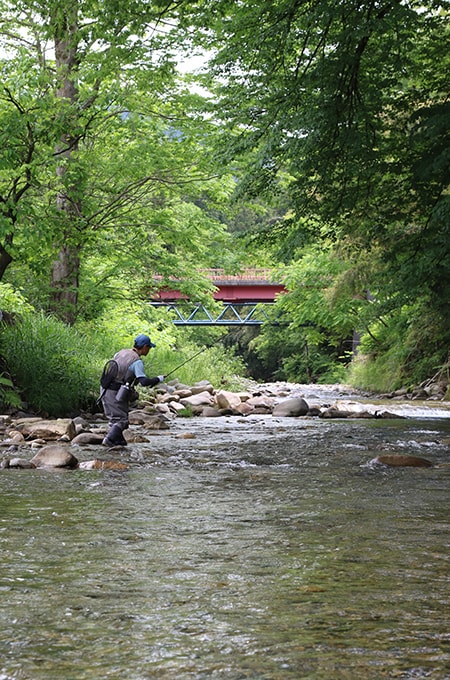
left=1, top=392, right=449, bottom=679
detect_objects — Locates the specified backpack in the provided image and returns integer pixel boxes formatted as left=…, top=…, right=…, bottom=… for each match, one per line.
left=100, top=359, right=119, bottom=389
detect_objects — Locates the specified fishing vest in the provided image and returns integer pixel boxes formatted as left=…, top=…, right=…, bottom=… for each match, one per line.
left=113, top=348, right=140, bottom=383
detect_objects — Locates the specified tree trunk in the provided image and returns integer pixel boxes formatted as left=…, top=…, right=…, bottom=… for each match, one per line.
left=49, top=244, right=81, bottom=325
left=0, top=234, right=13, bottom=281
left=48, top=0, right=81, bottom=324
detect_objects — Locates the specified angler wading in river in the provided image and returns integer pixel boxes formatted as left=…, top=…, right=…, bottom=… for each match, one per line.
left=100, top=334, right=165, bottom=447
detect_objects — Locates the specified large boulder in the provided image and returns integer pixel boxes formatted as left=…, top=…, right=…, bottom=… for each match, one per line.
left=273, top=397, right=309, bottom=417
left=215, top=390, right=242, bottom=410
left=180, top=391, right=215, bottom=408
left=245, top=395, right=274, bottom=413
left=16, top=418, right=76, bottom=441
left=31, top=445, right=79, bottom=468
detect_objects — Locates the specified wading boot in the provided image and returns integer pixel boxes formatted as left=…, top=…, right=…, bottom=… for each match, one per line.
left=102, top=423, right=127, bottom=448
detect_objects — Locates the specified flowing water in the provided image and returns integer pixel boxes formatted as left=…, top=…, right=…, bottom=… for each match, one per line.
left=1, top=386, right=449, bottom=679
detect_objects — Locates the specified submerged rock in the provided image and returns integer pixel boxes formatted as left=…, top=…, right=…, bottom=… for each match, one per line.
left=370, top=454, right=433, bottom=468
left=79, top=459, right=129, bottom=471
left=3, top=458, right=36, bottom=469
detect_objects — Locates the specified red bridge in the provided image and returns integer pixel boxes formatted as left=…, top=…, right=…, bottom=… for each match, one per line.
left=154, top=268, right=286, bottom=303
left=152, top=268, right=286, bottom=326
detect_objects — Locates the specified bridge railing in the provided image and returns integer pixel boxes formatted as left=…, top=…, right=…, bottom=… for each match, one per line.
left=196, top=268, right=279, bottom=283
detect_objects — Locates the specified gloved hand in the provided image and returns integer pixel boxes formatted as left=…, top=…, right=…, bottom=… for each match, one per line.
left=158, top=375, right=165, bottom=383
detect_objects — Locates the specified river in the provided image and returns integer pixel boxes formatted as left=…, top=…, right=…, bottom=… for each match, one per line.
left=1, top=385, right=449, bottom=679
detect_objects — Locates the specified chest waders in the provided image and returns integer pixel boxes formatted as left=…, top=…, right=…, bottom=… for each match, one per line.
left=100, top=348, right=140, bottom=447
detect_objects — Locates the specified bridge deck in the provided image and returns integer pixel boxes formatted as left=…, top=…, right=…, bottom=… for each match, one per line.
left=153, top=268, right=286, bottom=303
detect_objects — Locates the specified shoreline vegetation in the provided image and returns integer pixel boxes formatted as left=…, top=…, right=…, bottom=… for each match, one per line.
left=0, top=308, right=449, bottom=419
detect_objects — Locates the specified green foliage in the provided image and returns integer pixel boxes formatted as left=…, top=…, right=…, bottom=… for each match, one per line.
left=186, top=0, right=450, bottom=389
left=0, top=0, right=241, bottom=324
left=0, top=373, right=22, bottom=409
left=348, top=353, right=405, bottom=394
left=0, top=312, right=102, bottom=416
left=0, top=0, right=447, bottom=390
left=253, top=247, right=360, bottom=382
left=176, top=406, right=193, bottom=418
left=348, top=301, right=450, bottom=392
left=156, top=342, right=246, bottom=390
left=0, top=296, right=247, bottom=416
left=0, top=283, right=34, bottom=315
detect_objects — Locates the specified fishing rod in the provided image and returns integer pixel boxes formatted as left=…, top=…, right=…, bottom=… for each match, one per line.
left=163, top=345, right=211, bottom=379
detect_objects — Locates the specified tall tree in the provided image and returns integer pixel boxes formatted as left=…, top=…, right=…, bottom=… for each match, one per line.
left=0, top=0, right=229, bottom=322
left=187, top=0, right=450, bottom=380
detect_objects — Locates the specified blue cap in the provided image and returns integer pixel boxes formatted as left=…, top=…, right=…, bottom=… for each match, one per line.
left=134, top=334, right=156, bottom=349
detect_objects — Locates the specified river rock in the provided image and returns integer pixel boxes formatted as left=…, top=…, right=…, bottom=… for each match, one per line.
left=173, top=388, right=193, bottom=398
left=215, top=390, right=242, bottom=410
left=30, top=439, right=47, bottom=448
left=375, top=410, right=406, bottom=419
left=320, top=400, right=378, bottom=418
left=16, top=418, right=76, bottom=441
left=143, top=416, right=171, bottom=430
left=191, top=381, right=215, bottom=395
left=159, top=393, right=180, bottom=403
left=4, top=458, right=37, bottom=469
left=155, top=403, right=172, bottom=415
left=124, top=430, right=149, bottom=443
left=180, top=391, right=215, bottom=408
left=273, top=397, right=309, bottom=417
left=130, top=410, right=159, bottom=424
left=201, top=406, right=222, bottom=417
left=168, top=401, right=190, bottom=415
left=370, top=454, right=433, bottom=467
left=246, top=395, right=275, bottom=411
left=236, top=392, right=252, bottom=402
left=79, top=459, right=129, bottom=471
left=71, top=432, right=105, bottom=446
left=233, top=402, right=254, bottom=416
left=3, top=430, right=25, bottom=444
left=30, top=445, right=79, bottom=468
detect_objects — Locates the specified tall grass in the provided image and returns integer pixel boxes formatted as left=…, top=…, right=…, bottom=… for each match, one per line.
left=0, top=312, right=102, bottom=416
left=0, top=311, right=248, bottom=416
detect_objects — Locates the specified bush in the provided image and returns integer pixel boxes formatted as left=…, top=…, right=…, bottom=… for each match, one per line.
left=0, top=373, right=22, bottom=410
left=0, top=283, right=34, bottom=316
left=348, top=301, right=450, bottom=392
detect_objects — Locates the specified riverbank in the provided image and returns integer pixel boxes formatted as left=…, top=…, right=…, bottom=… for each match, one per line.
left=1, top=379, right=449, bottom=473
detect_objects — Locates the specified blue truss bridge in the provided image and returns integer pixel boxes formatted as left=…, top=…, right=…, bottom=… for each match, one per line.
left=151, top=268, right=286, bottom=326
